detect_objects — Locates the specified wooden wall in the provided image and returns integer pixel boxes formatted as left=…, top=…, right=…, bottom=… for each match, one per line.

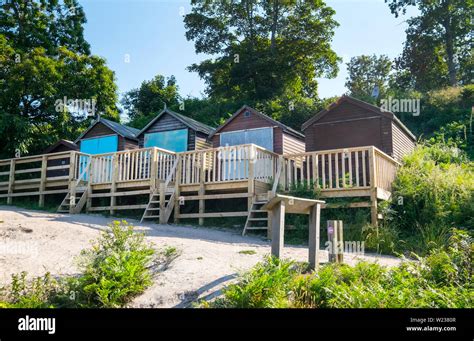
left=282, top=133, right=305, bottom=155
left=138, top=112, right=194, bottom=151
left=303, top=101, right=417, bottom=159
left=391, top=122, right=415, bottom=161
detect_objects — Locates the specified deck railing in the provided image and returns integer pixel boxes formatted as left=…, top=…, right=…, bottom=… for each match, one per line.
left=0, top=145, right=399, bottom=205
left=178, top=144, right=279, bottom=185
left=84, top=147, right=177, bottom=185
left=280, top=146, right=399, bottom=193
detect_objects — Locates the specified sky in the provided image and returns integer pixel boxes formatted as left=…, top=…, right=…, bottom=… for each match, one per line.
left=80, top=0, right=417, bottom=103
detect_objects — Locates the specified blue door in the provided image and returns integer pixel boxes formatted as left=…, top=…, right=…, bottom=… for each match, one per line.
left=144, top=129, right=188, bottom=152
left=79, top=135, right=118, bottom=181
left=80, top=135, right=118, bottom=154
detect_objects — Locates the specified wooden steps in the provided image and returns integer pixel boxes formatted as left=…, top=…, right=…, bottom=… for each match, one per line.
left=140, top=187, right=175, bottom=223
left=57, top=189, right=87, bottom=214
left=242, top=200, right=269, bottom=236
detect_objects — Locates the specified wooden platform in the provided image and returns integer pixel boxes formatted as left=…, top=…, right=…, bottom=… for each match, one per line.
left=0, top=144, right=399, bottom=227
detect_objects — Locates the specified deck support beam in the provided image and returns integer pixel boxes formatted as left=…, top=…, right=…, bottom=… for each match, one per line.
left=38, top=155, right=47, bottom=207
left=7, top=159, right=15, bottom=205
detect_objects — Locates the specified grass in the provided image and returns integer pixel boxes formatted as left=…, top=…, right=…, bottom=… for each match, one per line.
left=238, top=250, right=257, bottom=255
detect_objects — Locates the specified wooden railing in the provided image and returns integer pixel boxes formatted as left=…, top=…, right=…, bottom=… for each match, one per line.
left=281, top=146, right=399, bottom=193
left=84, top=147, right=177, bottom=185
left=0, top=151, right=75, bottom=204
left=373, top=147, right=399, bottom=192
left=178, top=144, right=279, bottom=185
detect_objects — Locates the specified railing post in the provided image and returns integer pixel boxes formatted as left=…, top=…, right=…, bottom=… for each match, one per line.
left=174, top=155, right=182, bottom=224
left=159, top=182, right=166, bottom=224
left=150, top=148, right=158, bottom=190
left=248, top=145, right=255, bottom=211
left=198, top=152, right=206, bottom=226
left=368, top=146, right=378, bottom=227
left=38, top=155, right=47, bottom=207
left=68, top=152, right=77, bottom=213
left=110, top=154, right=119, bottom=216
left=86, top=156, right=93, bottom=212
left=7, top=159, right=15, bottom=205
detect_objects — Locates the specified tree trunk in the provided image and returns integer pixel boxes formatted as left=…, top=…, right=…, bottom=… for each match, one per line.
left=443, top=6, right=457, bottom=85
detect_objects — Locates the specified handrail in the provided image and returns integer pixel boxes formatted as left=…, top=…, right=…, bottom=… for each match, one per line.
left=164, top=157, right=179, bottom=188
left=271, top=156, right=283, bottom=194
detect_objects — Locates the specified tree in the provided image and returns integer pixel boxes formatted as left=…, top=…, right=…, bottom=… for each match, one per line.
left=345, top=55, right=393, bottom=103
left=386, top=0, right=473, bottom=88
left=0, top=0, right=119, bottom=158
left=122, top=75, right=181, bottom=128
left=184, top=0, right=340, bottom=103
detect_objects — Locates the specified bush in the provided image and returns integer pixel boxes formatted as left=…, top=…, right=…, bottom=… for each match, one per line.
left=74, top=220, right=155, bottom=307
left=0, top=272, right=64, bottom=308
left=211, top=229, right=473, bottom=308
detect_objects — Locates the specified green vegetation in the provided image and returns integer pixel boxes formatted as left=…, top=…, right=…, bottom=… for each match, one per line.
left=239, top=250, right=257, bottom=255
left=0, top=220, right=178, bottom=308
left=209, top=229, right=473, bottom=308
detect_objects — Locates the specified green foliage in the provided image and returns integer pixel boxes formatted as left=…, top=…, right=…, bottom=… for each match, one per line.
left=391, top=143, right=474, bottom=233
left=386, top=0, right=473, bottom=89
left=0, top=1, right=119, bottom=158
left=0, top=272, right=63, bottom=308
left=345, top=54, right=393, bottom=103
left=212, top=229, right=473, bottom=308
left=212, top=256, right=305, bottom=308
left=74, top=220, right=155, bottom=308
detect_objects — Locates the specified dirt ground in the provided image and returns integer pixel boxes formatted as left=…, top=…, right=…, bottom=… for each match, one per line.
left=0, top=205, right=402, bottom=307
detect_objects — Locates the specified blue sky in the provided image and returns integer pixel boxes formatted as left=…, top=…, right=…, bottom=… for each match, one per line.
left=81, top=0, right=416, bottom=102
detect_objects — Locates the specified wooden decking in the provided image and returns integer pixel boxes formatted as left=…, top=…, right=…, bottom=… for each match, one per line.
left=0, top=144, right=399, bottom=228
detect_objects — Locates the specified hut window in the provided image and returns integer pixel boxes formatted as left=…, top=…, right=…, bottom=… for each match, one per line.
left=144, top=129, right=188, bottom=152
left=244, top=110, right=251, bottom=117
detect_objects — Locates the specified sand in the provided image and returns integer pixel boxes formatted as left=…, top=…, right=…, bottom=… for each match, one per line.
left=0, top=205, right=402, bottom=307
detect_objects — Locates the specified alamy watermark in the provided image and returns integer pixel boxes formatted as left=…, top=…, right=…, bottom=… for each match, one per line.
left=380, top=97, right=420, bottom=116
left=55, top=96, right=97, bottom=117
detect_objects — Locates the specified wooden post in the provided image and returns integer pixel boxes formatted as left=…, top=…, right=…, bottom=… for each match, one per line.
left=337, top=221, right=344, bottom=263
left=174, top=155, right=182, bottom=224
left=309, top=203, right=321, bottom=270
left=327, top=220, right=337, bottom=262
left=247, top=145, right=255, bottom=212
left=38, top=155, right=47, bottom=207
left=7, top=159, right=15, bottom=205
left=270, top=201, right=285, bottom=258
left=327, top=220, right=344, bottom=263
left=198, top=152, right=206, bottom=226
left=110, top=154, right=119, bottom=215
left=369, top=147, right=378, bottom=227
left=150, top=148, right=158, bottom=191
left=159, top=182, right=166, bottom=224
left=86, top=156, right=93, bottom=212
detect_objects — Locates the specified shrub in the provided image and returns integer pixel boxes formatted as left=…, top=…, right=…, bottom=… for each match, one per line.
left=0, top=272, right=63, bottom=308
left=74, top=220, right=155, bottom=307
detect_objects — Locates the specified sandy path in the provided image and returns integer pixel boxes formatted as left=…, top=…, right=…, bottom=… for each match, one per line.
left=0, top=206, right=401, bottom=307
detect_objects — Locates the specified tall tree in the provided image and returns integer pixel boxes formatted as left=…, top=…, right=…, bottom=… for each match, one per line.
left=184, top=0, right=340, bottom=103
left=0, top=0, right=119, bottom=158
left=386, top=0, right=473, bottom=88
left=122, top=75, right=181, bottom=128
left=345, top=55, right=393, bottom=103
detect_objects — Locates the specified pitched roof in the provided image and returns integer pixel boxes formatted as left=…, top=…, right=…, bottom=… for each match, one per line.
left=43, top=139, right=79, bottom=154
left=208, top=105, right=305, bottom=140
left=74, top=117, right=140, bottom=143
left=137, top=108, right=215, bottom=137
left=301, top=95, right=416, bottom=141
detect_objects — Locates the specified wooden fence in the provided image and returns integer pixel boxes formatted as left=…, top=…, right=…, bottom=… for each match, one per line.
left=279, top=146, right=399, bottom=194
